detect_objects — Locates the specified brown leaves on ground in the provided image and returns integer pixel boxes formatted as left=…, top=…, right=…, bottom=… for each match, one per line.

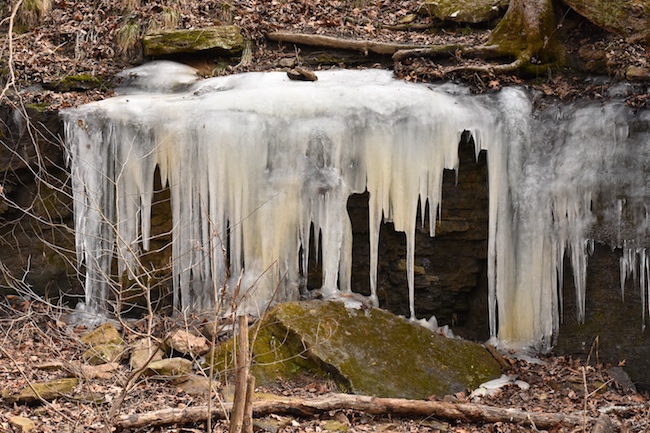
left=2, top=0, right=647, bottom=111
left=0, top=297, right=649, bottom=433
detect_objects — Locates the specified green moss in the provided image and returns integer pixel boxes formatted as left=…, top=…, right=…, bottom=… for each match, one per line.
left=43, top=74, right=104, bottom=92
left=26, top=102, right=50, bottom=112
left=205, top=301, right=500, bottom=398
left=314, top=54, right=349, bottom=65
left=488, top=0, right=566, bottom=68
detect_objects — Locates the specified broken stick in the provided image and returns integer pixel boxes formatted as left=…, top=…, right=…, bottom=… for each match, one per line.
left=114, top=393, right=595, bottom=430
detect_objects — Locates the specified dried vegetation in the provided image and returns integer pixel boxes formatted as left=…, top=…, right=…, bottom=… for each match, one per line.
left=0, top=297, right=649, bottom=432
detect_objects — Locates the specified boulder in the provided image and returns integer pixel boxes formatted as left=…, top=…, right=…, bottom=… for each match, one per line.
left=207, top=301, right=501, bottom=399
left=420, top=0, right=509, bottom=23
left=3, top=378, right=78, bottom=405
left=143, top=26, right=244, bottom=57
left=563, top=0, right=649, bottom=38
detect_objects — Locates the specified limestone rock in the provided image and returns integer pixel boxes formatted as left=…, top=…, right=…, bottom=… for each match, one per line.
left=420, top=0, right=509, bottom=23
left=82, top=343, right=124, bottom=365
left=8, top=416, right=36, bottom=433
left=176, top=374, right=219, bottom=396
left=146, top=358, right=193, bottom=379
left=563, top=0, right=649, bottom=38
left=166, top=330, right=210, bottom=357
left=207, top=301, right=501, bottom=399
left=80, top=362, right=119, bottom=380
left=3, top=378, right=78, bottom=405
left=143, top=26, right=244, bottom=57
left=130, top=337, right=165, bottom=370
left=80, top=322, right=123, bottom=346
left=626, top=66, right=650, bottom=82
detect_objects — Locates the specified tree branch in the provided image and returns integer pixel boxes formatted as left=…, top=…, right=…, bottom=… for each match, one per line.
left=114, top=392, right=595, bottom=430
left=267, top=31, right=426, bottom=55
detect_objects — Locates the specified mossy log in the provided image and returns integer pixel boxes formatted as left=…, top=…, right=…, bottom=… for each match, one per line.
left=113, top=392, right=598, bottom=430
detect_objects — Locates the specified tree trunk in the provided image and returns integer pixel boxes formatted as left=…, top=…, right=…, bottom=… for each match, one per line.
left=488, top=0, right=562, bottom=65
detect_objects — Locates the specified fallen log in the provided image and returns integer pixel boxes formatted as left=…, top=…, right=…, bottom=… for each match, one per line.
left=114, top=392, right=595, bottom=430
left=267, top=31, right=426, bottom=55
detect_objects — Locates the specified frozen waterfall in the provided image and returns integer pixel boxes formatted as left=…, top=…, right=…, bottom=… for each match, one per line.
left=63, top=61, right=650, bottom=350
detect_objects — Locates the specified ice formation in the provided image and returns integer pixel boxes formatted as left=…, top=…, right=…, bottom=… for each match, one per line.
left=63, top=61, right=650, bottom=350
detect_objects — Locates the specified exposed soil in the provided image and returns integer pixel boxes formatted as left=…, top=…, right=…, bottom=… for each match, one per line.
left=0, top=296, right=648, bottom=433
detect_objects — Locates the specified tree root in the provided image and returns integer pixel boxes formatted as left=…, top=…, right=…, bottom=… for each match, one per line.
left=266, top=31, right=528, bottom=76
left=114, top=392, right=597, bottom=430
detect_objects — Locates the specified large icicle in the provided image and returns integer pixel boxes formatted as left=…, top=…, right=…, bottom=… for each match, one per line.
left=63, top=61, right=650, bottom=350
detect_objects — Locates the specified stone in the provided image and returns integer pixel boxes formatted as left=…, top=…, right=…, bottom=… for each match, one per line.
left=146, top=357, right=193, bottom=379
left=279, top=58, right=296, bottom=68
left=166, top=330, right=211, bottom=357
left=8, top=416, right=36, bottom=433
left=420, top=0, right=509, bottom=23
left=42, top=74, right=104, bottom=92
left=563, top=0, right=649, bottom=38
left=322, top=420, right=349, bottom=432
left=287, top=67, right=318, bottom=81
left=606, top=366, right=637, bottom=393
left=82, top=343, right=124, bottom=365
left=3, top=378, right=78, bottom=405
left=626, top=66, right=650, bottom=82
left=130, top=337, right=165, bottom=370
left=176, top=374, right=219, bottom=396
left=143, top=26, right=244, bottom=57
left=80, top=362, right=119, bottom=380
left=80, top=322, right=123, bottom=346
left=207, top=300, right=501, bottom=399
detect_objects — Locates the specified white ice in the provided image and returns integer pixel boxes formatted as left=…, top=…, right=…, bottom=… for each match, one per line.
left=63, top=61, right=650, bottom=350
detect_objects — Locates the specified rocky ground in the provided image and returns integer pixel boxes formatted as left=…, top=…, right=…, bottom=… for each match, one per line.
left=0, top=296, right=648, bottom=433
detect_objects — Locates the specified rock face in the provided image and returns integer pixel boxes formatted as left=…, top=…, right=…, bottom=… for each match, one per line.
left=143, top=26, right=244, bottom=57
left=555, top=244, right=650, bottom=390
left=420, top=0, right=509, bottom=23
left=562, top=0, right=649, bottom=39
left=209, top=301, right=501, bottom=399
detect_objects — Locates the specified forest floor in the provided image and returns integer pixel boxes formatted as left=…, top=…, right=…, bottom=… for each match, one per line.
left=1, top=0, right=649, bottom=110
left=0, top=297, right=649, bottom=433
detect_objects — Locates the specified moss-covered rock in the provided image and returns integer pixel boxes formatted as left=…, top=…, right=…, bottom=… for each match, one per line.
left=82, top=343, right=125, bottom=365
left=206, top=301, right=501, bottom=399
left=3, top=378, right=78, bottom=405
left=43, top=74, right=104, bottom=92
left=420, top=0, right=509, bottom=23
left=143, top=26, right=244, bottom=57
left=81, top=322, right=123, bottom=346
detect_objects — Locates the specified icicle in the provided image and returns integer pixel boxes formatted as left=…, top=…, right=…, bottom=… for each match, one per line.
left=63, top=63, right=650, bottom=352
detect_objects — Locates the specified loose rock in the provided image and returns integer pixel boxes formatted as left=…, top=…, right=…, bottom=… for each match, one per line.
left=166, top=330, right=210, bottom=357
